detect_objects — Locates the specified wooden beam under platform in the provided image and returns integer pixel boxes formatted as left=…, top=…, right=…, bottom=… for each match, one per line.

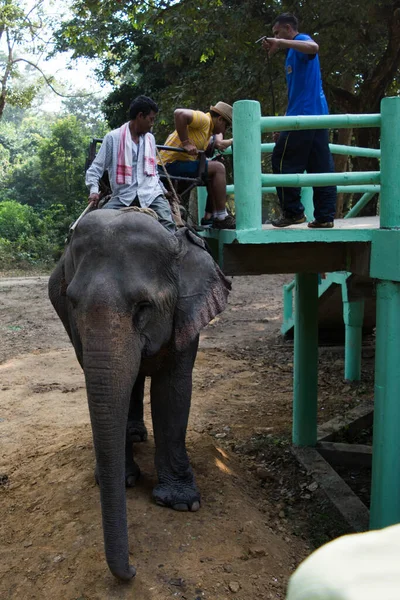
left=222, top=241, right=371, bottom=276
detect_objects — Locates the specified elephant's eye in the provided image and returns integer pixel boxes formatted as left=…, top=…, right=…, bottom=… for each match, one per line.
left=133, top=301, right=152, bottom=328
left=66, top=286, right=78, bottom=309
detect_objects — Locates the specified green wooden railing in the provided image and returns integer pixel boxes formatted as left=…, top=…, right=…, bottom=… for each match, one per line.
left=206, top=98, right=400, bottom=531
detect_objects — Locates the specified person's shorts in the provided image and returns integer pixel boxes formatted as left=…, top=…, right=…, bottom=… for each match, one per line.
left=160, top=160, right=208, bottom=178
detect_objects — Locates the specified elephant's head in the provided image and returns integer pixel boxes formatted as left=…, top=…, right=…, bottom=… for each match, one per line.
left=52, top=209, right=230, bottom=580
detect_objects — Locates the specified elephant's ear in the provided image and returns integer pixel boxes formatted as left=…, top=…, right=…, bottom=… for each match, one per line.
left=174, top=228, right=231, bottom=351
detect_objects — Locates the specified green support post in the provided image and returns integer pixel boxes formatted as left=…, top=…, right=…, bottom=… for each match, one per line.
left=301, top=187, right=313, bottom=221
left=293, top=273, right=319, bottom=446
left=343, top=300, right=364, bottom=381
left=197, top=186, right=207, bottom=224
left=370, top=96, right=400, bottom=529
left=232, top=101, right=262, bottom=230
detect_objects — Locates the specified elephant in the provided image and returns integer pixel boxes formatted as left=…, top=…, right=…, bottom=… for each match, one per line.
left=48, top=208, right=231, bottom=581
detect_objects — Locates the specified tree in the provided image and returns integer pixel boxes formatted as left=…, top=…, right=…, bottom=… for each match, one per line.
left=38, top=115, right=88, bottom=210
left=0, top=0, right=94, bottom=120
left=48, top=0, right=400, bottom=216
left=61, top=92, right=109, bottom=137
left=0, top=0, right=46, bottom=118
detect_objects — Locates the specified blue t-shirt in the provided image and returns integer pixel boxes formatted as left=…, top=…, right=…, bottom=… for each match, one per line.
left=285, top=33, right=328, bottom=116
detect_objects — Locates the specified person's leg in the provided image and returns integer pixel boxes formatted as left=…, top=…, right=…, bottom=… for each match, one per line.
left=271, top=131, right=313, bottom=225
left=164, top=160, right=214, bottom=227
left=101, top=196, right=128, bottom=209
left=206, top=160, right=227, bottom=216
left=149, top=195, right=176, bottom=233
left=307, top=129, right=337, bottom=225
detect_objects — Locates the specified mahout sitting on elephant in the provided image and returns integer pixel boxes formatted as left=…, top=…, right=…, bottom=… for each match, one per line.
left=48, top=208, right=230, bottom=581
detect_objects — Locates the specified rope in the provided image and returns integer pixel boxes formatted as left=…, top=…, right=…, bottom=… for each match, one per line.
left=156, top=147, right=185, bottom=227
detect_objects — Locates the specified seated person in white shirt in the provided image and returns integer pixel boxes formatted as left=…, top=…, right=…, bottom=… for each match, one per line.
left=85, top=95, right=176, bottom=233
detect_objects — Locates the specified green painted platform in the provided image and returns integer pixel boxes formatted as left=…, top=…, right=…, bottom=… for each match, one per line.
left=202, top=216, right=379, bottom=277
left=198, top=97, right=400, bottom=531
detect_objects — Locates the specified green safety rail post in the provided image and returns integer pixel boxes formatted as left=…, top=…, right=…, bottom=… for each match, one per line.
left=293, top=273, right=319, bottom=446
left=343, top=299, right=365, bottom=381
left=370, top=96, right=400, bottom=530
left=232, top=100, right=262, bottom=230
left=259, top=111, right=381, bottom=448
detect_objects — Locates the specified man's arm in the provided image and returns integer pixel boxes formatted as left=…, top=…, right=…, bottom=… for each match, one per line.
left=213, top=133, right=233, bottom=151
left=85, top=135, right=111, bottom=205
left=173, top=108, right=198, bottom=156
left=262, top=37, right=318, bottom=57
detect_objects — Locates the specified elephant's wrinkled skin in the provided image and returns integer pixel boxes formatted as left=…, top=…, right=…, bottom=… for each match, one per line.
left=48, top=210, right=230, bottom=581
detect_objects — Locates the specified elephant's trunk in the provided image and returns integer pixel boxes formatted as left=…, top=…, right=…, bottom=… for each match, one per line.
left=80, top=309, right=140, bottom=580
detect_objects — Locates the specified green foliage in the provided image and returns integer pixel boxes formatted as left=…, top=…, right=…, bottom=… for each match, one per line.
left=37, top=115, right=89, bottom=210
left=53, top=0, right=400, bottom=141
left=0, top=200, right=52, bottom=268
left=0, top=106, right=93, bottom=269
left=61, top=93, right=109, bottom=137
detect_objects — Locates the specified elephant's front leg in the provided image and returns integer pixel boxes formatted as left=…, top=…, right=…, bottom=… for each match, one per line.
left=125, top=374, right=147, bottom=487
left=96, top=375, right=145, bottom=488
left=127, top=373, right=148, bottom=443
left=150, top=338, right=200, bottom=512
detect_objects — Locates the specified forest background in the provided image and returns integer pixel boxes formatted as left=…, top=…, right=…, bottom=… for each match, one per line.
left=1, top=0, right=400, bottom=270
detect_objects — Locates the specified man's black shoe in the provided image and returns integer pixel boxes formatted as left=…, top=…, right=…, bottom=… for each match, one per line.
left=271, top=215, right=306, bottom=228
left=200, top=216, right=213, bottom=229
left=307, top=220, right=334, bottom=229
left=213, top=214, right=236, bottom=230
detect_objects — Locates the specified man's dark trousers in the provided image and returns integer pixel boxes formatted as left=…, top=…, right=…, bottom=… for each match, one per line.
left=271, top=129, right=337, bottom=222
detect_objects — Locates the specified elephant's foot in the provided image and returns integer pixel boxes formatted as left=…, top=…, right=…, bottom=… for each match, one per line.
left=127, top=419, right=148, bottom=443
left=94, top=462, right=141, bottom=488
left=153, top=481, right=201, bottom=512
left=125, top=460, right=141, bottom=488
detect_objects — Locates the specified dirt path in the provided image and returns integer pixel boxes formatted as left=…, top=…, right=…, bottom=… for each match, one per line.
left=0, top=274, right=373, bottom=599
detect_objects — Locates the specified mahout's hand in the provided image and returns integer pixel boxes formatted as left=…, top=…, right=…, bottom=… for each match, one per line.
left=88, top=192, right=101, bottom=206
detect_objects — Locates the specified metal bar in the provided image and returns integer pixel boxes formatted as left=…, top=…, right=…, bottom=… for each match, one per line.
left=261, top=171, right=380, bottom=188
left=225, top=143, right=380, bottom=158
left=293, top=273, right=319, bottom=446
left=345, top=192, right=376, bottom=219
left=156, top=145, right=187, bottom=152
left=226, top=185, right=380, bottom=195
left=225, top=142, right=380, bottom=158
left=329, top=144, right=381, bottom=158
left=260, top=113, right=381, bottom=133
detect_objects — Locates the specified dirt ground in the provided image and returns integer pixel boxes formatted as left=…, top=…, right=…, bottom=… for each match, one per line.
left=0, top=274, right=375, bottom=600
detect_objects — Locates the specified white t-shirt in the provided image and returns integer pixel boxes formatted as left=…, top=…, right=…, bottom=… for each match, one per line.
left=287, top=523, right=400, bottom=600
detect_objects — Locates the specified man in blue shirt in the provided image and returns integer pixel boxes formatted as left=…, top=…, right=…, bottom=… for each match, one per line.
left=262, top=13, right=337, bottom=228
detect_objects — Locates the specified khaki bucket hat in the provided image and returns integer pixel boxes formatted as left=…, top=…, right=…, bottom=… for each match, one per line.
left=210, top=101, right=233, bottom=125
